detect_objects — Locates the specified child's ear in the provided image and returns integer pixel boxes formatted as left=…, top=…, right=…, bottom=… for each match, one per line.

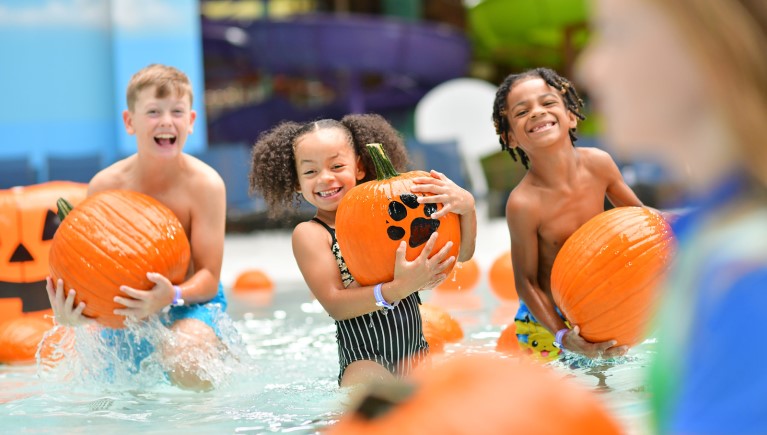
left=504, top=132, right=518, bottom=149
left=122, top=110, right=135, bottom=135
left=188, top=110, right=197, bottom=134
left=355, top=157, right=366, bottom=181
left=567, top=111, right=578, bottom=130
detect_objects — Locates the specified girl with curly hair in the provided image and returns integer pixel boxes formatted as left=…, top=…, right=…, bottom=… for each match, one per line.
left=250, top=114, right=476, bottom=386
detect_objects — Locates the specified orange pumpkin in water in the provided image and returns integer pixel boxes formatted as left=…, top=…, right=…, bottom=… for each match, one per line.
left=328, top=354, right=622, bottom=435
left=551, top=206, right=675, bottom=346
left=233, top=269, right=274, bottom=292
left=435, top=258, right=480, bottom=292
left=336, top=143, right=461, bottom=286
left=419, top=303, right=463, bottom=353
left=0, top=315, right=54, bottom=364
left=488, top=250, right=518, bottom=301
left=49, top=190, right=191, bottom=329
left=0, top=182, right=88, bottom=320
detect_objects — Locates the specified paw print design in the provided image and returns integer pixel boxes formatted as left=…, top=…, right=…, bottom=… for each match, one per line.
left=386, top=193, right=440, bottom=248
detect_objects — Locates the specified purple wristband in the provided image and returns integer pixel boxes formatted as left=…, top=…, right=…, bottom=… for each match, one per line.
left=171, top=285, right=184, bottom=306
left=554, top=328, right=569, bottom=349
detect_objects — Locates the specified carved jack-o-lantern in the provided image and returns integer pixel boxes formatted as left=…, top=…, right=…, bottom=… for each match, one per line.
left=336, top=143, right=461, bottom=286
left=0, top=182, right=88, bottom=320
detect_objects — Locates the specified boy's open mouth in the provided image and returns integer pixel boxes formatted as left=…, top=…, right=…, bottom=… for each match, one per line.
left=529, top=121, right=556, bottom=133
left=317, top=187, right=342, bottom=198
left=154, top=134, right=177, bottom=146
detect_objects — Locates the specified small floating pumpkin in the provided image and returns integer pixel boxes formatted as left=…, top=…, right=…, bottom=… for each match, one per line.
left=435, top=258, right=480, bottom=292
left=488, top=250, right=518, bottom=301
left=0, top=316, right=54, bottom=364
left=49, top=190, right=191, bottom=329
left=336, top=143, right=461, bottom=286
left=233, top=269, right=274, bottom=292
left=551, top=206, right=675, bottom=346
left=419, top=303, right=463, bottom=353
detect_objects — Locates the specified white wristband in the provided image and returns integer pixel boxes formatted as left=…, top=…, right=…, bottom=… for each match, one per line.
left=374, top=283, right=397, bottom=310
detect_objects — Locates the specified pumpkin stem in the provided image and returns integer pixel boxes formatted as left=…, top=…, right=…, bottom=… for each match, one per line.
left=56, top=198, right=74, bottom=221
left=367, top=143, right=399, bottom=181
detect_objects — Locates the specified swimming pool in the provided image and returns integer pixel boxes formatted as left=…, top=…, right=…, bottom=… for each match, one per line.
left=0, top=280, right=655, bottom=434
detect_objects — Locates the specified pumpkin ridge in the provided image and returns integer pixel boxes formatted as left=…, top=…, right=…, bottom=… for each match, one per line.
left=57, top=213, right=133, bottom=291
left=555, top=209, right=650, bottom=305
left=108, top=193, right=177, bottom=277
left=553, top=211, right=633, bottom=303
left=81, top=199, right=159, bottom=284
left=50, top=224, right=125, bottom=322
left=563, top=229, right=660, bottom=315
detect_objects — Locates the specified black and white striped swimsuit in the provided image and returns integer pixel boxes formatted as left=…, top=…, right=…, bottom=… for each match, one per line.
left=311, top=218, right=430, bottom=384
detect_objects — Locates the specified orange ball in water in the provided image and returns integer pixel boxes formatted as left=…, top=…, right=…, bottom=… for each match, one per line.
left=435, top=258, right=480, bottom=292
left=0, top=316, right=53, bottom=364
left=419, top=303, right=463, bottom=352
left=233, top=269, right=274, bottom=292
left=489, top=251, right=518, bottom=301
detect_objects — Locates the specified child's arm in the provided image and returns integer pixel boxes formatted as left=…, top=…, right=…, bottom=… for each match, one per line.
left=293, top=223, right=454, bottom=321
left=411, top=170, right=477, bottom=262
left=507, top=194, right=626, bottom=359
left=600, top=153, right=644, bottom=208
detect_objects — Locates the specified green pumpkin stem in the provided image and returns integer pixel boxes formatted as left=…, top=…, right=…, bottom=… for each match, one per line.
left=56, top=197, right=74, bottom=221
left=367, top=143, right=399, bottom=181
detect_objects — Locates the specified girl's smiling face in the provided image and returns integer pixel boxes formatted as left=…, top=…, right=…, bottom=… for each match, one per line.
left=294, top=128, right=365, bottom=214
left=504, top=77, right=578, bottom=153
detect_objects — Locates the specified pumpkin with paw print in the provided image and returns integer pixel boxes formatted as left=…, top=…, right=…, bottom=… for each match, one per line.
left=48, top=190, right=191, bottom=329
left=336, top=143, right=461, bottom=286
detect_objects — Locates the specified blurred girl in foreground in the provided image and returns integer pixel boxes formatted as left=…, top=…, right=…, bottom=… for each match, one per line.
left=579, top=0, right=767, bottom=432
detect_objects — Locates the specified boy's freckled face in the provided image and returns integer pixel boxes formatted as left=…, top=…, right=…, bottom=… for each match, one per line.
left=123, top=87, right=196, bottom=156
left=504, top=77, right=577, bottom=151
left=294, top=129, right=364, bottom=212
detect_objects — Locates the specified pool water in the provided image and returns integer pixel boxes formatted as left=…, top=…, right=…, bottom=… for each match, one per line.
left=0, top=284, right=655, bottom=434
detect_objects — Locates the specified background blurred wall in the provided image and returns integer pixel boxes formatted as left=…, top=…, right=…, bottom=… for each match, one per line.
left=0, top=0, right=208, bottom=182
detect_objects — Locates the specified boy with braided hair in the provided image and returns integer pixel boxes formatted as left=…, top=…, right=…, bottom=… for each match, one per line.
left=491, top=67, right=644, bottom=360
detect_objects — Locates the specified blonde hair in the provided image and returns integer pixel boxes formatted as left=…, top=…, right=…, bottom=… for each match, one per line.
left=650, top=0, right=767, bottom=187
left=125, top=64, right=194, bottom=112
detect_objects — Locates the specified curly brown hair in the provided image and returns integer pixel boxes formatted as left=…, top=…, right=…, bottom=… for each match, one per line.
left=249, top=113, right=410, bottom=217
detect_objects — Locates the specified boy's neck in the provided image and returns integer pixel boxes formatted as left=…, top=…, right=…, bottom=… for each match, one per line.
left=526, top=142, right=578, bottom=187
left=133, top=152, right=184, bottom=190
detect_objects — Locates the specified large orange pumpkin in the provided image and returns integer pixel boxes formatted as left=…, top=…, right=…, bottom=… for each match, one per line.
left=336, top=143, right=461, bottom=286
left=48, top=190, right=191, bottom=329
left=0, top=182, right=88, bottom=320
left=328, top=354, right=622, bottom=435
left=551, top=206, right=675, bottom=346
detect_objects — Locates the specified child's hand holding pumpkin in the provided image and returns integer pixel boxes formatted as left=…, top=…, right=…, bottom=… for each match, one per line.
left=113, top=272, right=176, bottom=321
left=411, top=170, right=475, bottom=219
left=391, top=232, right=455, bottom=293
left=46, top=276, right=96, bottom=327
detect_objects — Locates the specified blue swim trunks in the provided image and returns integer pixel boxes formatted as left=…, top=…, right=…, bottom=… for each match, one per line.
left=514, top=300, right=568, bottom=362
left=101, top=282, right=228, bottom=372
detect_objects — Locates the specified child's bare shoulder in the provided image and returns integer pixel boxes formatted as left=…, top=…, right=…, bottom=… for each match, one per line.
left=183, top=154, right=225, bottom=194
left=505, top=180, right=542, bottom=225
left=89, top=156, right=132, bottom=193
left=577, top=146, right=617, bottom=168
